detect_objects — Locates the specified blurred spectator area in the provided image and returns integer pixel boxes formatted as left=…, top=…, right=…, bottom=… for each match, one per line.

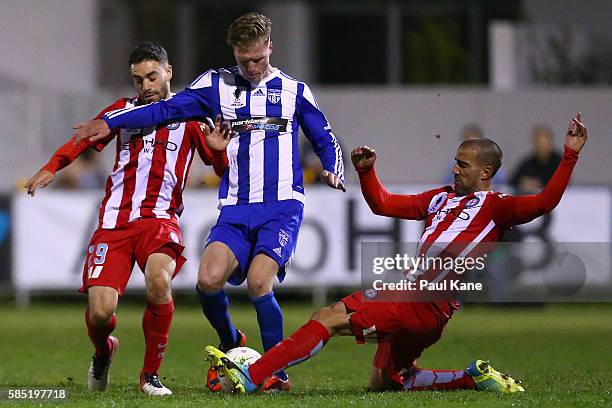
left=0, top=0, right=611, bottom=191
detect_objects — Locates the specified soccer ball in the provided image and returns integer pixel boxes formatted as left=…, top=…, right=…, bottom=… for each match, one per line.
left=216, top=347, right=261, bottom=392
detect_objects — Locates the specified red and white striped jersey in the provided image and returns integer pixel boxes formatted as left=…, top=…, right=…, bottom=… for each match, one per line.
left=359, top=146, right=578, bottom=257
left=43, top=97, right=228, bottom=229
left=415, top=188, right=504, bottom=260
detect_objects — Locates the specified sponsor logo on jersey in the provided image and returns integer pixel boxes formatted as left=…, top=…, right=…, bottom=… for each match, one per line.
left=121, top=138, right=178, bottom=152
left=267, top=88, right=281, bottom=104
left=230, top=117, right=288, bottom=133
left=169, top=231, right=180, bottom=244
left=273, top=247, right=282, bottom=257
left=253, top=88, right=265, bottom=96
left=428, top=192, right=448, bottom=213
left=278, top=229, right=290, bottom=247
left=166, top=122, right=180, bottom=130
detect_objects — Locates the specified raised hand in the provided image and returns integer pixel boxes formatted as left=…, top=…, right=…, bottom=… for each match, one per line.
left=351, top=145, right=377, bottom=170
left=320, top=170, right=346, bottom=192
left=73, top=119, right=111, bottom=143
left=24, top=169, right=55, bottom=196
left=204, top=114, right=232, bottom=151
left=565, top=112, right=588, bottom=153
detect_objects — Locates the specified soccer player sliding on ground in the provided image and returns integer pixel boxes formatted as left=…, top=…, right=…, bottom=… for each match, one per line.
left=205, top=112, right=588, bottom=393
left=25, top=42, right=229, bottom=396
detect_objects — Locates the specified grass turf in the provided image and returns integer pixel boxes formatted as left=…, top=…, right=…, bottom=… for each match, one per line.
left=0, top=301, right=611, bottom=407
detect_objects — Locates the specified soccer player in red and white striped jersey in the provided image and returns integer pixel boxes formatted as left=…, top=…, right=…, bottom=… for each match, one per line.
left=25, top=42, right=228, bottom=396
left=205, top=113, right=588, bottom=394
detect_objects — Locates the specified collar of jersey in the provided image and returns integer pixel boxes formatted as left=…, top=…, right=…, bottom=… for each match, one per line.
left=237, top=66, right=280, bottom=85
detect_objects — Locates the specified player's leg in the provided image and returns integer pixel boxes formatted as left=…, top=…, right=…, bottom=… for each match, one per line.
left=245, top=253, right=288, bottom=386
left=139, top=252, right=176, bottom=395
left=86, top=286, right=119, bottom=354
left=81, top=228, right=133, bottom=392
left=86, top=286, right=120, bottom=392
left=133, top=219, right=186, bottom=396
left=196, top=241, right=245, bottom=349
left=247, top=200, right=304, bottom=389
left=205, top=301, right=352, bottom=393
left=368, top=367, right=402, bottom=391
left=364, top=301, right=476, bottom=392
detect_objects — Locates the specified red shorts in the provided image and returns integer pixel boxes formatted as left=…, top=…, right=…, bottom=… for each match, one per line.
left=342, top=290, right=453, bottom=372
left=79, top=218, right=186, bottom=296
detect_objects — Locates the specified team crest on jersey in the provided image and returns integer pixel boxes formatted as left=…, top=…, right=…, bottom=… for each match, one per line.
left=267, top=88, right=281, bottom=104
left=363, top=288, right=378, bottom=299
left=428, top=192, right=448, bottom=213
left=166, top=122, right=180, bottom=130
left=278, top=229, right=290, bottom=247
left=465, top=196, right=480, bottom=208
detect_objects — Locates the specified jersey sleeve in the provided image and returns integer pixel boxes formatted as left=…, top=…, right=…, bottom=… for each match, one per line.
left=358, top=166, right=445, bottom=220
left=41, top=99, right=126, bottom=173
left=187, top=121, right=228, bottom=178
left=492, top=146, right=579, bottom=226
left=296, top=82, right=344, bottom=182
left=103, top=71, right=215, bottom=130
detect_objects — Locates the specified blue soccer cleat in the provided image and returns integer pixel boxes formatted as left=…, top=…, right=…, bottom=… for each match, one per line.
left=466, top=360, right=525, bottom=393
left=204, top=345, right=258, bottom=394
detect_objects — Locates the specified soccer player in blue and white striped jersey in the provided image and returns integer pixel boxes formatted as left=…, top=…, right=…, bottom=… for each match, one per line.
left=75, top=12, right=345, bottom=392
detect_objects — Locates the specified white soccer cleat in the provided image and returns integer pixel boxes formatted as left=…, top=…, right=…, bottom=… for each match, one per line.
left=87, top=335, right=119, bottom=392
left=140, top=373, right=173, bottom=396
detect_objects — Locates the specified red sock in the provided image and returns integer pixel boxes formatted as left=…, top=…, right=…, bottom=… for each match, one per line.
left=402, top=367, right=476, bottom=391
left=248, top=320, right=330, bottom=386
left=141, top=301, right=174, bottom=375
left=85, top=307, right=117, bottom=358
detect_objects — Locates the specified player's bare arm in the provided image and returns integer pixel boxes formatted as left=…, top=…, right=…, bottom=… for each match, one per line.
left=205, top=114, right=233, bottom=151
left=351, top=145, right=377, bottom=170
left=73, top=119, right=111, bottom=143
left=25, top=169, right=55, bottom=197
left=565, top=112, right=588, bottom=152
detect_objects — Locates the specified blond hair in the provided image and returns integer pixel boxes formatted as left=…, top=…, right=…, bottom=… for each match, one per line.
left=226, top=12, right=272, bottom=50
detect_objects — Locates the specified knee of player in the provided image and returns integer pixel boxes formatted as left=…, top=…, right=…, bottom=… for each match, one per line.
left=311, top=305, right=351, bottom=337
left=88, top=305, right=115, bottom=326
left=197, top=274, right=225, bottom=293
left=246, top=275, right=273, bottom=297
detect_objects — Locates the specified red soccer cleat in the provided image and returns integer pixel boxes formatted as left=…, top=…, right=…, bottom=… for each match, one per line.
left=260, top=374, right=293, bottom=393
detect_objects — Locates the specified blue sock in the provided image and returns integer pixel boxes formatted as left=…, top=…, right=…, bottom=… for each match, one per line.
left=251, top=291, right=288, bottom=381
left=196, top=285, right=237, bottom=347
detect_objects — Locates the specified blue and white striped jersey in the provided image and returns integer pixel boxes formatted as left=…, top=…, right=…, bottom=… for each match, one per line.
left=103, top=67, right=344, bottom=206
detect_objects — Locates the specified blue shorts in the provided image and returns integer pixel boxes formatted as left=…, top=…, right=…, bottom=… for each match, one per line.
left=206, top=199, right=304, bottom=286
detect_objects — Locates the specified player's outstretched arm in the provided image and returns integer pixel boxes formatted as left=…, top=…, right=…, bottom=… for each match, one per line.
left=493, top=112, right=587, bottom=226
left=353, top=145, right=438, bottom=220
left=297, top=83, right=345, bottom=192
left=25, top=169, right=55, bottom=197
left=73, top=119, right=110, bottom=144
left=25, top=137, right=92, bottom=196
left=74, top=89, right=209, bottom=143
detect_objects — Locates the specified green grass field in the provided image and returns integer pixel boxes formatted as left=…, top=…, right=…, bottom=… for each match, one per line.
left=1, top=300, right=611, bottom=407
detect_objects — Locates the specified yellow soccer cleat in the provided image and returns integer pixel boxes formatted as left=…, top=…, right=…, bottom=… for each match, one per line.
left=466, top=360, right=525, bottom=393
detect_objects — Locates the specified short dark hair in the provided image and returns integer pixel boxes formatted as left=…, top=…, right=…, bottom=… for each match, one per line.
left=128, top=41, right=168, bottom=65
left=226, top=12, right=272, bottom=50
left=459, top=138, right=503, bottom=176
